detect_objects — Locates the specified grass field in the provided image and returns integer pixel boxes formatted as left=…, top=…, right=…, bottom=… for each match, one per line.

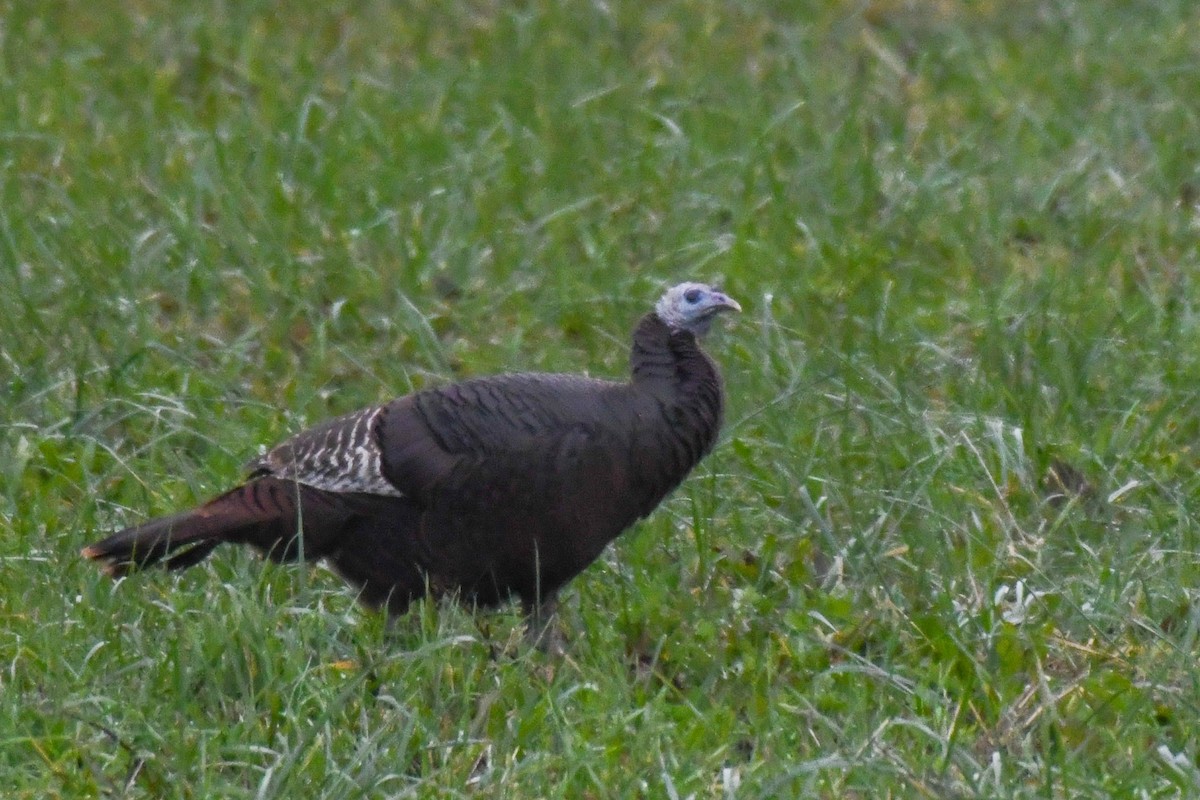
left=3, top=1, right=1200, bottom=796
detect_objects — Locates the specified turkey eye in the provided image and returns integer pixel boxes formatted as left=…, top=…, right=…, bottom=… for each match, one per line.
left=684, top=289, right=702, bottom=304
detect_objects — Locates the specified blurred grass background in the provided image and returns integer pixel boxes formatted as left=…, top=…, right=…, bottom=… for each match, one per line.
left=2, top=0, right=1199, bottom=796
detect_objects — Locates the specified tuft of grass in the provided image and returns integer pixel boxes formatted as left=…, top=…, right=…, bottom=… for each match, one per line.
left=3, top=0, right=1200, bottom=796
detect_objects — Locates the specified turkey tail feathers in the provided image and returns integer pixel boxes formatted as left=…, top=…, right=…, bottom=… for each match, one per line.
left=81, top=508, right=228, bottom=576
left=83, top=477, right=416, bottom=579
left=82, top=478, right=306, bottom=576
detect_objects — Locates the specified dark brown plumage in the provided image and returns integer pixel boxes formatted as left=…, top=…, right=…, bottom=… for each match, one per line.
left=83, top=283, right=739, bottom=624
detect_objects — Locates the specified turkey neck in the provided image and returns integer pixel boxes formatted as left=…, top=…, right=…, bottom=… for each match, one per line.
left=629, top=312, right=725, bottom=429
left=630, top=310, right=713, bottom=375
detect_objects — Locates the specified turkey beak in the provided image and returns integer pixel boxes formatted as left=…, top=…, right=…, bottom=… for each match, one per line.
left=711, top=292, right=741, bottom=314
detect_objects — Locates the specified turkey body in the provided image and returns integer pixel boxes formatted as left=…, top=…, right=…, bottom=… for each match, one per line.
left=83, top=288, right=736, bottom=620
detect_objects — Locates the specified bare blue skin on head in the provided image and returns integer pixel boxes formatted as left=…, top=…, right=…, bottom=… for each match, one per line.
left=654, top=282, right=742, bottom=337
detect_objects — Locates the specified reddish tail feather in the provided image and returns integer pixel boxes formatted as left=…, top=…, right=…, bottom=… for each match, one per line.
left=82, top=478, right=337, bottom=576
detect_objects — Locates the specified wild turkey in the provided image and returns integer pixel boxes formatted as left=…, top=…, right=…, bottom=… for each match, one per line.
left=83, top=282, right=740, bottom=631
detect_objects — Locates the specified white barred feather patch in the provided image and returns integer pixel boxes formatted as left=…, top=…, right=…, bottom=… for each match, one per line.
left=249, top=406, right=403, bottom=497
